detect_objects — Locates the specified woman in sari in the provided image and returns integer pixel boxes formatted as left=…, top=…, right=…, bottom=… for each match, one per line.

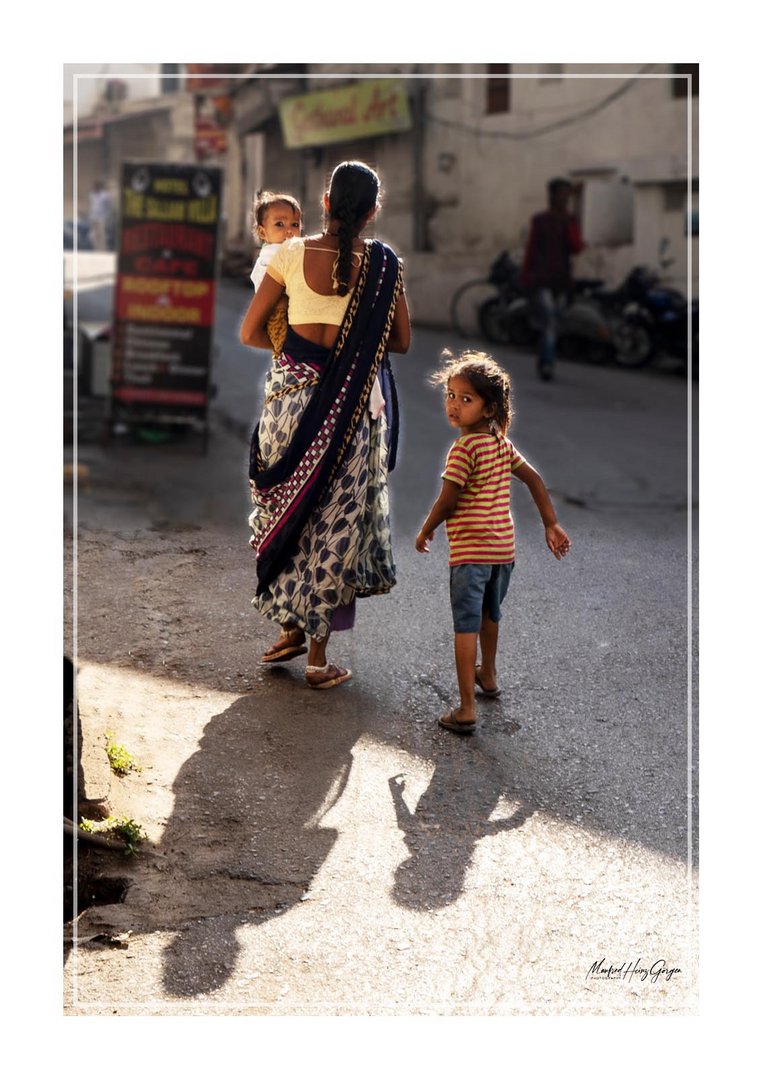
left=240, top=161, right=411, bottom=689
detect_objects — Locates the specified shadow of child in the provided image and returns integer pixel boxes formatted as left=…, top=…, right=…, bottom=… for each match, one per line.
left=388, top=745, right=533, bottom=910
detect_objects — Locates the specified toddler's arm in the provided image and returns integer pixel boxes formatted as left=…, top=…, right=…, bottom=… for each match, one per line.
left=415, top=479, right=461, bottom=553
left=513, top=461, right=571, bottom=560
left=240, top=273, right=286, bottom=350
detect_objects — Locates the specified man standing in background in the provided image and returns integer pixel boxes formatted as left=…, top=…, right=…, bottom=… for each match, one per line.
left=88, top=180, right=114, bottom=251
left=521, top=178, right=585, bottom=381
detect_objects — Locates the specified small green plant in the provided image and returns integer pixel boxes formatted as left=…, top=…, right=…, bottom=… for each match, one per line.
left=105, top=732, right=141, bottom=777
left=80, top=815, right=148, bottom=856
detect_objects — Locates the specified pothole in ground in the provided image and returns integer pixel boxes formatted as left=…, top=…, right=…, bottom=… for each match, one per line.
left=81, top=875, right=132, bottom=908
left=64, top=836, right=133, bottom=925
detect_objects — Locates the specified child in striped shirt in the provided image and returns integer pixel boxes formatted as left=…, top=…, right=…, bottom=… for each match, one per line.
left=416, top=350, right=571, bottom=734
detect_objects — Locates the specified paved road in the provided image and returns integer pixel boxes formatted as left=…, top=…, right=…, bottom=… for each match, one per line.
left=66, top=279, right=698, bottom=1016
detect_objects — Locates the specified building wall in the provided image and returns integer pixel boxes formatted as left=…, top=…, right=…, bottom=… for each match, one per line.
left=241, top=64, right=698, bottom=321
left=64, top=99, right=196, bottom=223
left=64, top=64, right=699, bottom=325
left=407, top=66, right=698, bottom=319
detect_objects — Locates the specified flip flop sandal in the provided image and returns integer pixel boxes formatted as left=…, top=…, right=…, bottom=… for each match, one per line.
left=305, top=663, right=352, bottom=690
left=438, top=709, right=476, bottom=734
left=475, top=669, right=501, bottom=698
left=261, top=642, right=308, bottom=664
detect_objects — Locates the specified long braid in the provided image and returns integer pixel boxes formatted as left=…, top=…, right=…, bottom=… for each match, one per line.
left=326, top=161, right=380, bottom=296
left=332, top=191, right=356, bottom=296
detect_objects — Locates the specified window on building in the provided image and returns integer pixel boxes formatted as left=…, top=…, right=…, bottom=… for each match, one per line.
left=161, top=63, right=181, bottom=93
left=664, top=184, right=684, bottom=212
left=664, top=179, right=699, bottom=235
left=486, top=64, right=511, bottom=114
left=688, top=188, right=699, bottom=237
left=437, top=78, right=462, bottom=100
left=671, top=64, right=699, bottom=98
left=539, top=63, right=564, bottom=82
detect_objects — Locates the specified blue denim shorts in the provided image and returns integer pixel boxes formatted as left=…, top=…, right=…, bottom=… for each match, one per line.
left=449, top=562, right=514, bottom=634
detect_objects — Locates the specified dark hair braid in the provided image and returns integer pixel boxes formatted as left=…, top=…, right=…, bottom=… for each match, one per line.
left=332, top=190, right=358, bottom=296
left=326, top=161, right=380, bottom=297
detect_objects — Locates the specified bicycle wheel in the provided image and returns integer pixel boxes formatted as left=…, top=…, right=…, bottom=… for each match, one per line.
left=450, top=279, right=496, bottom=338
left=479, top=297, right=516, bottom=345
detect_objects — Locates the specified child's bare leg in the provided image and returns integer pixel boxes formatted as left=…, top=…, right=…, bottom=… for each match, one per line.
left=477, top=613, right=500, bottom=692
left=453, top=632, right=478, bottom=720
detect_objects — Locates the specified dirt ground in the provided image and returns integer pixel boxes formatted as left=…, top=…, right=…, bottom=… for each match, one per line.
left=63, top=374, right=702, bottom=1021
left=63, top=420, right=267, bottom=939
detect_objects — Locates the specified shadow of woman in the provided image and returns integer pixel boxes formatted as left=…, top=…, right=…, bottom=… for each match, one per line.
left=160, top=683, right=367, bottom=998
left=388, top=731, right=534, bottom=911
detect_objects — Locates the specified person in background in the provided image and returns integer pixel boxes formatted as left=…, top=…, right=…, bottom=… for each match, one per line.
left=521, top=178, right=584, bottom=381
left=88, top=180, right=114, bottom=251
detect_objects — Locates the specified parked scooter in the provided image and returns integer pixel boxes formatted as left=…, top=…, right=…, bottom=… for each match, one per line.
left=450, top=250, right=526, bottom=341
left=587, top=240, right=699, bottom=370
left=479, top=278, right=623, bottom=365
left=604, top=269, right=698, bottom=367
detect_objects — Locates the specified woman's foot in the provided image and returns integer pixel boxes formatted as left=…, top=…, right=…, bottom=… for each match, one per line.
left=261, top=627, right=307, bottom=664
left=305, top=662, right=352, bottom=690
left=475, top=665, right=501, bottom=697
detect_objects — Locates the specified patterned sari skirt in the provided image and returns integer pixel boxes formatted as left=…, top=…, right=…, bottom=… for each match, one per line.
left=249, top=336, right=396, bottom=641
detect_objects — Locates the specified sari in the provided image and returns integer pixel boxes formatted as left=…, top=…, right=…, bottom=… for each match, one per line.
left=248, top=239, right=403, bottom=641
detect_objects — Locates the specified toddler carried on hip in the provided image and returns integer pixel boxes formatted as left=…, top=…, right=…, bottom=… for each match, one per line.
left=250, top=190, right=302, bottom=356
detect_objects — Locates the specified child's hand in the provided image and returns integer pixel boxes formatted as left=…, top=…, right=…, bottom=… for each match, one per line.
left=545, top=523, right=571, bottom=560
left=415, top=529, right=434, bottom=553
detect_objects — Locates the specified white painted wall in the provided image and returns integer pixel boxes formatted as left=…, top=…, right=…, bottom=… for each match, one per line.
left=64, top=64, right=163, bottom=118
left=64, top=65, right=699, bottom=324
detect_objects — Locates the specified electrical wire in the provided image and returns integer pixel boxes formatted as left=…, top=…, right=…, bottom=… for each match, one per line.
left=425, top=65, right=658, bottom=141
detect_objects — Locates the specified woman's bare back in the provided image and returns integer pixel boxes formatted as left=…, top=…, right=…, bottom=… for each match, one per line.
left=291, top=236, right=366, bottom=348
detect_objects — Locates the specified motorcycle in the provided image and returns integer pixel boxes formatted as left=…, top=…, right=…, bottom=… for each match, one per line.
left=587, top=241, right=699, bottom=371
left=598, top=265, right=699, bottom=369
left=450, top=251, right=525, bottom=339
left=479, top=278, right=628, bottom=365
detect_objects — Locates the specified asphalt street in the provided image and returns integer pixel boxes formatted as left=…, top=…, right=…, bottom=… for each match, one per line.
left=65, top=276, right=699, bottom=1016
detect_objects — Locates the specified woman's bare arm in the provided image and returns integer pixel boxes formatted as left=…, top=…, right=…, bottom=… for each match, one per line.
left=387, top=291, right=411, bottom=353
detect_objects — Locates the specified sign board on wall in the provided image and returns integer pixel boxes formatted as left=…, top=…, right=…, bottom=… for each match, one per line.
left=194, top=94, right=232, bottom=160
left=111, top=162, right=223, bottom=430
left=279, top=79, right=412, bottom=149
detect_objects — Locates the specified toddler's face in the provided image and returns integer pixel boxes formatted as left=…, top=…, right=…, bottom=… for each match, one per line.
left=258, top=202, right=301, bottom=245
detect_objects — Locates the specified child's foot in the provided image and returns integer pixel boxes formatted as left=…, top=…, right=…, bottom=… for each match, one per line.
left=439, top=708, right=476, bottom=734
left=475, top=666, right=501, bottom=697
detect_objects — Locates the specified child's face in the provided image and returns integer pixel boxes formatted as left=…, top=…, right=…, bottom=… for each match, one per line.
left=257, top=202, right=301, bottom=245
left=445, top=375, right=493, bottom=434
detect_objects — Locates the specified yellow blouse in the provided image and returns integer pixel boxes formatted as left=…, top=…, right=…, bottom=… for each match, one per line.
left=266, top=237, right=358, bottom=326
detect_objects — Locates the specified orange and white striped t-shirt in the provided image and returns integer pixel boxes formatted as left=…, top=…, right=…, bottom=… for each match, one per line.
left=442, top=433, right=526, bottom=566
